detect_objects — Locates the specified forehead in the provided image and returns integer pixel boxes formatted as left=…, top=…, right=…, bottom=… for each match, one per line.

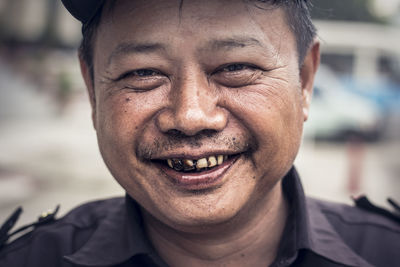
left=94, top=0, right=296, bottom=68
left=99, top=0, right=291, bottom=42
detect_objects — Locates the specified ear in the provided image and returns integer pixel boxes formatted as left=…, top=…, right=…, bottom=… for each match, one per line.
left=300, top=39, right=320, bottom=122
left=79, top=56, right=97, bottom=130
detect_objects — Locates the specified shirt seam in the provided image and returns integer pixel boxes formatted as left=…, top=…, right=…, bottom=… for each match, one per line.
left=321, top=209, right=400, bottom=233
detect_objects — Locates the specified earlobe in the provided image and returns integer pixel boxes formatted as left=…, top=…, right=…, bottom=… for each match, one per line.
left=300, top=39, right=320, bottom=122
left=79, top=56, right=97, bottom=130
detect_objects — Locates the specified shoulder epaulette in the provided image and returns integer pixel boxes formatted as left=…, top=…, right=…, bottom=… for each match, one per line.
left=0, top=205, right=60, bottom=250
left=354, top=195, right=400, bottom=224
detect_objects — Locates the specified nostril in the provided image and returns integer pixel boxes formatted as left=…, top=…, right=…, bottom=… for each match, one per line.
left=166, top=129, right=187, bottom=138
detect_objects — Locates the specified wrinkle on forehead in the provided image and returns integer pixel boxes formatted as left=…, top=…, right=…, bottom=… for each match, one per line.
left=178, top=0, right=184, bottom=24
left=102, top=0, right=281, bottom=25
left=101, top=0, right=280, bottom=35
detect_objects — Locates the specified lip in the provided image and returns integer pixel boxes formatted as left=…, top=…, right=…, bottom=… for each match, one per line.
left=158, top=154, right=240, bottom=191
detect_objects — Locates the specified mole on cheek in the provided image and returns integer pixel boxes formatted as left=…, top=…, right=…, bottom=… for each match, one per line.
left=125, top=97, right=131, bottom=102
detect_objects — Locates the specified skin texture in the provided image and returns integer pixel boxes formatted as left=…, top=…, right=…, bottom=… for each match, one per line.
left=79, top=0, right=320, bottom=265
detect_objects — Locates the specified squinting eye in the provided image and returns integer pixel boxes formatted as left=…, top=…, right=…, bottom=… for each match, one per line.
left=113, top=68, right=162, bottom=82
left=135, top=69, right=159, bottom=77
left=212, top=63, right=262, bottom=88
left=222, top=64, right=247, bottom=72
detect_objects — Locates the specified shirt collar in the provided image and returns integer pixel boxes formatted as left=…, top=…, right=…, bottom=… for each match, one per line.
left=63, top=196, right=162, bottom=266
left=274, top=167, right=373, bottom=267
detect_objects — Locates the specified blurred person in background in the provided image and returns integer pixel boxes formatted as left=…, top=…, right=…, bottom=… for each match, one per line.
left=0, top=1, right=399, bottom=267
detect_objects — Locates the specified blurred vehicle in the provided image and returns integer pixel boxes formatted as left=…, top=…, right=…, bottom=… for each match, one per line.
left=304, top=65, right=387, bottom=142
left=341, top=76, right=400, bottom=114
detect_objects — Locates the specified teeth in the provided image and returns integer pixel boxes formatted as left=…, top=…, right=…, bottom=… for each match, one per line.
left=166, top=154, right=228, bottom=172
left=183, top=159, right=195, bottom=171
left=183, top=159, right=194, bottom=167
left=172, top=159, right=183, bottom=171
left=208, top=156, right=217, bottom=168
left=217, top=155, right=224, bottom=165
left=167, top=159, right=173, bottom=168
left=196, top=158, right=208, bottom=169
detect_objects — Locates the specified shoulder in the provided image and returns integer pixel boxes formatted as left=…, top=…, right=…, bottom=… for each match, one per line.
left=0, top=197, right=125, bottom=267
left=307, top=197, right=400, bottom=266
left=58, top=197, right=125, bottom=226
left=309, top=197, right=400, bottom=231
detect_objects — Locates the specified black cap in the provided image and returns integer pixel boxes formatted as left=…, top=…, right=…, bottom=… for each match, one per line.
left=61, top=0, right=106, bottom=25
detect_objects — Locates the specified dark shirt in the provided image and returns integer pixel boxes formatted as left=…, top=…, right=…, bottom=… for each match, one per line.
left=0, top=167, right=399, bottom=267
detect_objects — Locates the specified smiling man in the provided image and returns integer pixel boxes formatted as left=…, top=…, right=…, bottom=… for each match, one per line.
left=0, top=0, right=399, bottom=267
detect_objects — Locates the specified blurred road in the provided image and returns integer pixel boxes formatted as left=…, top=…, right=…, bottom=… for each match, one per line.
left=0, top=57, right=399, bottom=230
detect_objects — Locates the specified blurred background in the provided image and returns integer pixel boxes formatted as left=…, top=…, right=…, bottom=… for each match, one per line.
left=0, top=0, right=399, bottom=227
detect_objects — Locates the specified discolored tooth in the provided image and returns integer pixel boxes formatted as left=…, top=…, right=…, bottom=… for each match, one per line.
left=183, top=159, right=195, bottom=171
left=224, top=155, right=228, bottom=161
left=167, top=159, right=173, bottom=168
left=217, top=155, right=224, bottom=165
left=183, top=159, right=194, bottom=167
left=172, top=159, right=183, bottom=171
left=196, top=158, right=208, bottom=169
left=208, top=156, right=217, bottom=168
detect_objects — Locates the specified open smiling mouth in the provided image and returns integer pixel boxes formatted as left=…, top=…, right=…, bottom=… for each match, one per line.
left=153, top=154, right=241, bottom=190
left=166, top=155, right=228, bottom=172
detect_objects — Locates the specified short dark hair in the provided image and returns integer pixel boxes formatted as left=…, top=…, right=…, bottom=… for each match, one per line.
left=79, top=0, right=316, bottom=80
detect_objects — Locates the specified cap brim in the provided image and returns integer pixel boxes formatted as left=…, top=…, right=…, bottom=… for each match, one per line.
left=61, top=0, right=106, bottom=25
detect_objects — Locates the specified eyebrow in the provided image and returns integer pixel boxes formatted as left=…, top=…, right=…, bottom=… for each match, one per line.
left=206, top=37, right=264, bottom=51
left=107, top=36, right=265, bottom=66
left=108, top=42, right=166, bottom=66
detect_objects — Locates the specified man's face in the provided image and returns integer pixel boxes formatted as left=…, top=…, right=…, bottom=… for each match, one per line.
left=82, top=0, right=317, bottom=229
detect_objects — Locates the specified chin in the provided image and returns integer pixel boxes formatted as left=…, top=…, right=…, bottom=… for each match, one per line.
left=143, top=166, right=259, bottom=231
left=155, top=201, right=245, bottom=232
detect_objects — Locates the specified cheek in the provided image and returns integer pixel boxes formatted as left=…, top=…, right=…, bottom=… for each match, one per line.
left=99, top=90, right=151, bottom=127
left=94, top=90, right=168, bottom=190
left=229, top=83, right=302, bottom=132
left=95, top=90, right=166, bottom=156
left=97, top=97, right=138, bottom=144
left=222, top=81, right=304, bottom=164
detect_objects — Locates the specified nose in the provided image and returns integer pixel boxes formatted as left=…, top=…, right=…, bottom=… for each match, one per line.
left=156, top=71, right=227, bottom=136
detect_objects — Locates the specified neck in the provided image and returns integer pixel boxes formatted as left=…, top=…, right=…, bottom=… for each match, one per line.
left=143, top=181, right=289, bottom=267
